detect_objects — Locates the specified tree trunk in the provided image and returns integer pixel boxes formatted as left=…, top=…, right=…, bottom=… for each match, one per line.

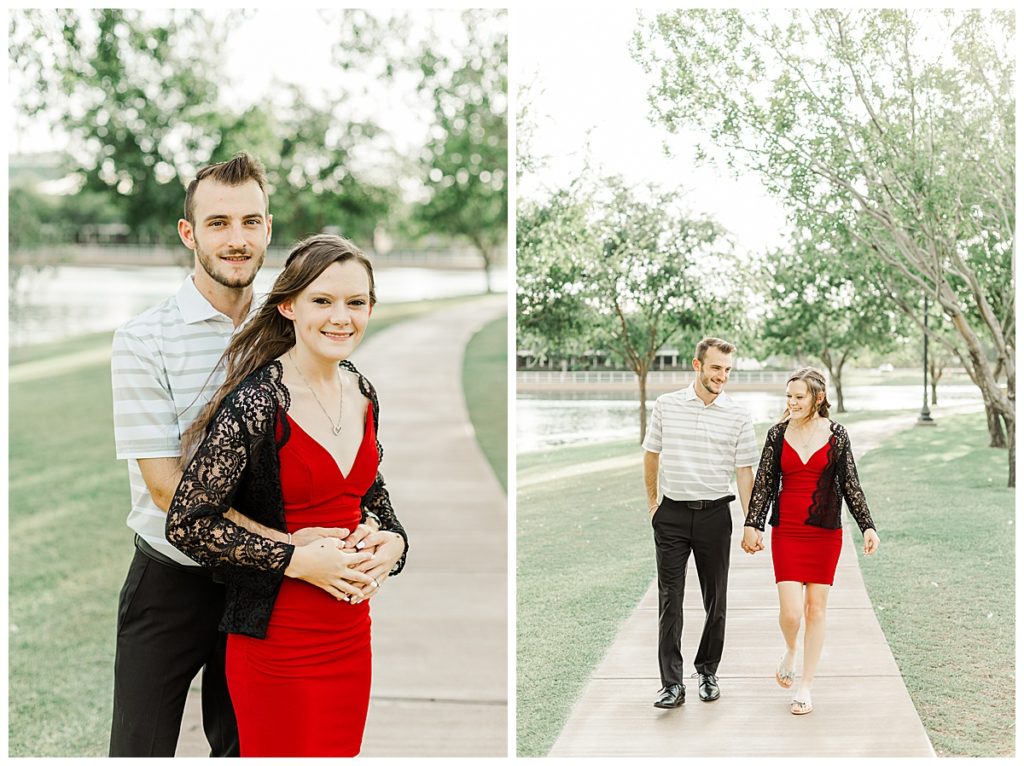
left=928, top=358, right=945, bottom=405
left=833, top=373, right=846, bottom=414
left=819, top=349, right=848, bottom=413
left=481, top=248, right=493, bottom=294
left=1007, top=414, right=1016, bottom=488
left=469, top=235, right=494, bottom=294
left=983, top=396, right=1007, bottom=448
left=638, top=368, right=649, bottom=444
left=947, top=308, right=1014, bottom=483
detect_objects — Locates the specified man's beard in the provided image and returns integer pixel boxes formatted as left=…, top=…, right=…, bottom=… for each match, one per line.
left=697, top=370, right=720, bottom=394
left=195, top=242, right=265, bottom=289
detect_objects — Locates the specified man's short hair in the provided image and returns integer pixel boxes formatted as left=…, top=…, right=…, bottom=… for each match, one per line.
left=695, top=337, right=736, bottom=363
left=183, top=152, right=269, bottom=225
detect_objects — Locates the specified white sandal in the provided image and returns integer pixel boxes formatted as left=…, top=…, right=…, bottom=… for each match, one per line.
left=775, top=653, right=796, bottom=689
left=790, top=692, right=813, bottom=715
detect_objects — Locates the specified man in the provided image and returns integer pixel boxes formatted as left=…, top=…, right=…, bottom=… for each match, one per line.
left=642, top=337, right=758, bottom=708
left=108, top=153, right=378, bottom=755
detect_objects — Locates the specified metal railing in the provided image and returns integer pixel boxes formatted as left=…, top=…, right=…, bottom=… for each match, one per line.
left=10, top=243, right=503, bottom=269
left=516, top=370, right=794, bottom=385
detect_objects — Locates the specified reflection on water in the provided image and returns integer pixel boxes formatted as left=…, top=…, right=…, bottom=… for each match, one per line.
left=517, top=385, right=984, bottom=452
left=9, top=264, right=506, bottom=346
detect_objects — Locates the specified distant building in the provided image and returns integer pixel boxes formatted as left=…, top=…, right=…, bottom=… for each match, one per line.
left=516, top=345, right=761, bottom=372
left=76, top=223, right=131, bottom=244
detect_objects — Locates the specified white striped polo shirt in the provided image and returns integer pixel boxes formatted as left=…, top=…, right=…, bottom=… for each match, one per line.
left=643, top=383, right=758, bottom=502
left=112, top=276, right=255, bottom=566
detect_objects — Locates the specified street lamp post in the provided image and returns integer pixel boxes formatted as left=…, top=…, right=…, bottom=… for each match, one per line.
left=918, top=294, right=936, bottom=426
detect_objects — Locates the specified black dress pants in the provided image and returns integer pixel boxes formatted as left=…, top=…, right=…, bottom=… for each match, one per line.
left=652, top=497, right=733, bottom=687
left=109, top=542, right=239, bottom=757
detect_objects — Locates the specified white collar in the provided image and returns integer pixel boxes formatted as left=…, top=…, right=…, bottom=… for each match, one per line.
left=176, top=276, right=259, bottom=326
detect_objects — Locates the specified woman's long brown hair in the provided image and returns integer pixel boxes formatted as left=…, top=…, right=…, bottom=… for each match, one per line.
left=179, top=233, right=376, bottom=467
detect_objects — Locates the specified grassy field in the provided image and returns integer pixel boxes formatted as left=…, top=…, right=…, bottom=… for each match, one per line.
left=9, top=360, right=126, bottom=756
left=516, top=410, right=1014, bottom=757
left=7, top=295, right=497, bottom=756
left=462, top=314, right=508, bottom=491
left=854, top=415, right=1014, bottom=757
left=517, top=440, right=655, bottom=756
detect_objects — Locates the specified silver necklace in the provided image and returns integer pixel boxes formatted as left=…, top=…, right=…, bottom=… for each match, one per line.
left=289, top=350, right=344, bottom=435
left=788, top=418, right=822, bottom=452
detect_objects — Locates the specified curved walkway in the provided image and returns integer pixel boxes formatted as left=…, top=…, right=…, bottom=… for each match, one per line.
left=175, top=294, right=508, bottom=756
left=547, top=412, right=949, bottom=757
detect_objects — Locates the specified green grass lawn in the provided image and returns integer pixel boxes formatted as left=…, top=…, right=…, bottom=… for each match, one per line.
left=462, top=314, right=508, bottom=491
left=516, top=410, right=1013, bottom=757
left=9, top=361, right=126, bottom=756
left=854, top=415, right=1014, bottom=757
left=10, top=330, right=115, bottom=365
left=517, top=446, right=654, bottom=756
left=7, top=294, right=497, bottom=756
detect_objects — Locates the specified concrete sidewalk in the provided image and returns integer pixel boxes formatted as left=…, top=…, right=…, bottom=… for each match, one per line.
left=176, top=294, right=508, bottom=757
left=547, top=414, right=938, bottom=757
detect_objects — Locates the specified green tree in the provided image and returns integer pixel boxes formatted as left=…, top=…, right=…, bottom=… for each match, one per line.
left=416, top=10, right=507, bottom=291
left=209, top=97, right=398, bottom=246
left=11, top=9, right=401, bottom=249
left=516, top=185, right=600, bottom=364
left=520, top=176, right=742, bottom=441
left=328, top=9, right=508, bottom=287
left=592, top=179, right=743, bottom=441
left=635, top=8, right=1016, bottom=484
left=10, top=9, right=227, bottom=242
left=760, top=235, right=906, bottom=412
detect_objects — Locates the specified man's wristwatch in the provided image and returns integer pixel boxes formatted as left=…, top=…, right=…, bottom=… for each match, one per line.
left=364, top=511, right=382, bottom=530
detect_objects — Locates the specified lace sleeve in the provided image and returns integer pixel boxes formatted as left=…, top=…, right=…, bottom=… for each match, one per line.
left=745, top=425, right=781, bottom=530
left=840, top=431, right=876, bottom=534
left=363, top=472, right=407, bottom=576
left=166, top=394, right=295, bottom=573
left=347, top=360, right=408, bottom=576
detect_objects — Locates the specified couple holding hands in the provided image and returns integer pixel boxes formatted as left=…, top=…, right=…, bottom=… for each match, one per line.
left=644, top=337, right=880, bottom=716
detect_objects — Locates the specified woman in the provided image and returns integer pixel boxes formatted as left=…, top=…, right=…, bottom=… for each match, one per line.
left=166, top=234, right=408, bottom=756
left=741, top=368, right=879, bottom=716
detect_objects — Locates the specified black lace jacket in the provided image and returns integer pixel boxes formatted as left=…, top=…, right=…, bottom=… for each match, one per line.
left=744, top=420, right=876, bottom=534
left=166, top=359, right=407, bottom=638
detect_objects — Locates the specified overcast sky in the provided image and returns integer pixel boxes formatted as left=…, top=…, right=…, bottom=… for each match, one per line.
left=513, top=5, right=791, bottom=257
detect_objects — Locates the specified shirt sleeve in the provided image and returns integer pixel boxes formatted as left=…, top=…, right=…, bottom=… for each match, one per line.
left=734, top=414, right=759, bottom=468
left=111, top=325, right=181, bottom=459
left=642, top=398, right=663, bottom=453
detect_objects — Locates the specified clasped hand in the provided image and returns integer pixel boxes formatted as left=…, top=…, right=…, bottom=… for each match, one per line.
left=740, top=526, right=764, bottom=555
left=286, top=523, right=405, bottom=604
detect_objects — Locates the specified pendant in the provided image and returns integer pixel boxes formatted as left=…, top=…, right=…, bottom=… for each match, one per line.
left=332, top=422, right=343, bottom=436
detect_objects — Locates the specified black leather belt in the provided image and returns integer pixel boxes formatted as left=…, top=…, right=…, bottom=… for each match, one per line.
left=672, top=495, right=735, bottom=510
left=134, top=534, right=206, bottom=575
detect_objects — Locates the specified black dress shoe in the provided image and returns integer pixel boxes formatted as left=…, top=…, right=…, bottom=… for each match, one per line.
left=698, top=673, right=720, bottom=701
left=653, top=683, right=685, bottom=708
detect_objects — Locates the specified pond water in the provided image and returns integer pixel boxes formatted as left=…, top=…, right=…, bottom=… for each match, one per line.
left=517, top=385, right=984, bottom=452
left=9, top=263, right=506, bottom=347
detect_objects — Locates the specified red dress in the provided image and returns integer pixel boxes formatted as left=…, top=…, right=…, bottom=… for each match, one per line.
left=226, top=406, right=378, bottom=756
left=770, top=438, right=843, bottom=585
